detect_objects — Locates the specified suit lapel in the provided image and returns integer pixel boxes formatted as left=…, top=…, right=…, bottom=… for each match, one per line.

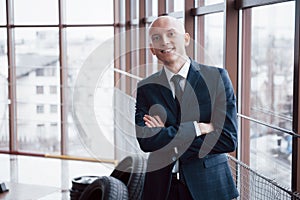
left=182, top=61, right=203, bottom=103
left=181, top=61, right=210, bottom=122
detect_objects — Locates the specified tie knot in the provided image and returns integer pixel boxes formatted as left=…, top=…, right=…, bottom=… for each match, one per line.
left=171, top=74, right=183, bottom=85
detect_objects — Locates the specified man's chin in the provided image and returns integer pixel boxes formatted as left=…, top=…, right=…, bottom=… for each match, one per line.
left=159, top=55, right=177, bottom=64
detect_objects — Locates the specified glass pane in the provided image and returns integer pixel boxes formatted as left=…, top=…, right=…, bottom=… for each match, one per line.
left=196, top=0, right=224, bottom=6
left=205, top=0, right=224, bottom=6
left=250, top=123, right=292, bottom=189
left=152, top=0, right=158, bottom=17
left=0, top=28, right=9, bottom=151
left=66, top=27, right=114, bottom=158
left=197, top=12, right=224, bottom=68
left=0, top=0, right=6, bottom=25
left=174, top=0, right=184, bottom=12
left=131, top=0, right=139, bottom=20
left=249, top=1, right=295, bottom=189
left=250, top=2, right=294, bottom=130
left=66, top=0, right=113, bottom=24
left=14, top=0, right=58, bottom=25
left=14, top=28, right=61, bottom=154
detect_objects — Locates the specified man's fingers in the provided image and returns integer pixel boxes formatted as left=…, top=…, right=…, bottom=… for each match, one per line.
left=143, top=115, right=164, bottom=127
left=144, top=115, right=155, bottom=127
left=145, top=121, right=153, bottom=128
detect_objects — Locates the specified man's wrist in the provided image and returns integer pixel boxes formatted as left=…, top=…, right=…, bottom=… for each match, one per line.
left=193, top=121, right=202, bottom=136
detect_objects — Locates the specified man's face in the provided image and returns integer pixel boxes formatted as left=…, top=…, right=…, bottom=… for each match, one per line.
left=149, top=18, right=190, bottom=67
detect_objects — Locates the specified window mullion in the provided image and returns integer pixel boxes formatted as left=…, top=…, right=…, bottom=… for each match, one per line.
left=292, top=0, right=300, bottom=193
left=7, top=0, right=17, bottom=152
left=58, top=0, right=68, bottom=155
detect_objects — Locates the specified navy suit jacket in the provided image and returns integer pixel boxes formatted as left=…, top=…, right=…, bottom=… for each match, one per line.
left=135, top=59, right=239, bottom=200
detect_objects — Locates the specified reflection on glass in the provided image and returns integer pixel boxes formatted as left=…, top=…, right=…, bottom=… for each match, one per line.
left=249, top=2, right=295, bottom=189
left=197, top=12, right=224, bottom=67
left=14, top=0, right=58, bottom=25
left=0, top=28, right=8, bottom=150
left=66, top=0, right=113, bottom=24
left=0, top=0, right=5, bottom=25
left=14, top=28, right=61, bottom=154
left=66, top=27, right=114, bottom=158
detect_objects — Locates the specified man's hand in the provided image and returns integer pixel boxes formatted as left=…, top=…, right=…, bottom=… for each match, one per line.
left=198, top=122, right=214, bottom=134
left=143, top=115, right=165, bottom=128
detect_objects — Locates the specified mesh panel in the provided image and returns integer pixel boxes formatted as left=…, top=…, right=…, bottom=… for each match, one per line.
left=228, top=155, right=300, bottom=200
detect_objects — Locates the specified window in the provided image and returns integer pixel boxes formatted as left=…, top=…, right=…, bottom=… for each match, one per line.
left=204, top=0, right=223, bottom=6
left=49, top=85, right=57, bottom=94
left=242, top=1, right=295, bottom=189
left=0, top=27, right=8, bottom=151
left=14, top=0, right=58, bottom=25
left=36, top=68, right=44, bottom=76
left=50, top=104, right=58, bottom=113
left=66, top=0, right=113, bottom=24
left=36, top=86, right=44, bottom=94
left=66, top=27, right=114, bottom=158
left=36, top=104, right=44, bottom=114
left=0, top=0, right=6, bottom=25
left=174, top=0, right=184, bottom=12
left=202, top=12, right=224, bottom=67
left=15, top=28, right=60, bottom=154
left=36, top=124, right=45, bottom=135
left=44, top=67, right=56, bottom=76
left=49, top=123, right=58, bottom=135
left=50, top=122, right=58, bottom=127
left=5, top=0, right=114, bottom=157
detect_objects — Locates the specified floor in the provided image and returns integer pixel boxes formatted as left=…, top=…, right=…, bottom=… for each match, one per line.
left=0, top=154, right=114, bottom=200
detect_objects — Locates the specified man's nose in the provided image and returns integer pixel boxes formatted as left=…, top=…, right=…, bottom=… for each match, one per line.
left=160, top=35, right=170, bottom=45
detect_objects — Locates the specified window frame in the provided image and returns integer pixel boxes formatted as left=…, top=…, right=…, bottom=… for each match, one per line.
left=4, top=0, right=114, bottom=160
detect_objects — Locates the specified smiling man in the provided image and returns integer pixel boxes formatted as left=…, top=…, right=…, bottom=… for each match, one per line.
left=148, top=17, right=189, bottom=73
left=135, top=16, right=239, bottom=200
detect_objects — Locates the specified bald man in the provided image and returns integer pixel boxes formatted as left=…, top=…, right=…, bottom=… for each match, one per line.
left=135, top=16, right=239, bottom=200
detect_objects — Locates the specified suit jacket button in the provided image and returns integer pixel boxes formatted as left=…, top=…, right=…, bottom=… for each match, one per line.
left=172, top=156, right=177, bottom=161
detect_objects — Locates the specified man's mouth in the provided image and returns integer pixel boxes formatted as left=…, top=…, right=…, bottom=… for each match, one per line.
left=161, top=48, right=174, bottom=54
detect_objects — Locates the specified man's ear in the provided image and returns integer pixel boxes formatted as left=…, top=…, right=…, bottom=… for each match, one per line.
left=184, top=33, right=191, bottom=46
left=150, top=43, right=156, bottom=55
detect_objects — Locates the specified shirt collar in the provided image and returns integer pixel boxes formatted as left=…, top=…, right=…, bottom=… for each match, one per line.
left=164, top=59, right=191, bottom=83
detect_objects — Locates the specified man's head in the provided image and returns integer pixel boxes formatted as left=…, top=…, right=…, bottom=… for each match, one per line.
left=149, top=16, right=190, bottom=71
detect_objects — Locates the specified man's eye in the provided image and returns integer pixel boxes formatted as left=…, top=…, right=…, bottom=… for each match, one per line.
left=168, top=32, right=175, bottom=37
left=152, top=35, right=161, bottom=42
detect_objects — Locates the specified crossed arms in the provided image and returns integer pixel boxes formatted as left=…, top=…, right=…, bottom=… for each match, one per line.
left=135, top=68, right=238, bottom=161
